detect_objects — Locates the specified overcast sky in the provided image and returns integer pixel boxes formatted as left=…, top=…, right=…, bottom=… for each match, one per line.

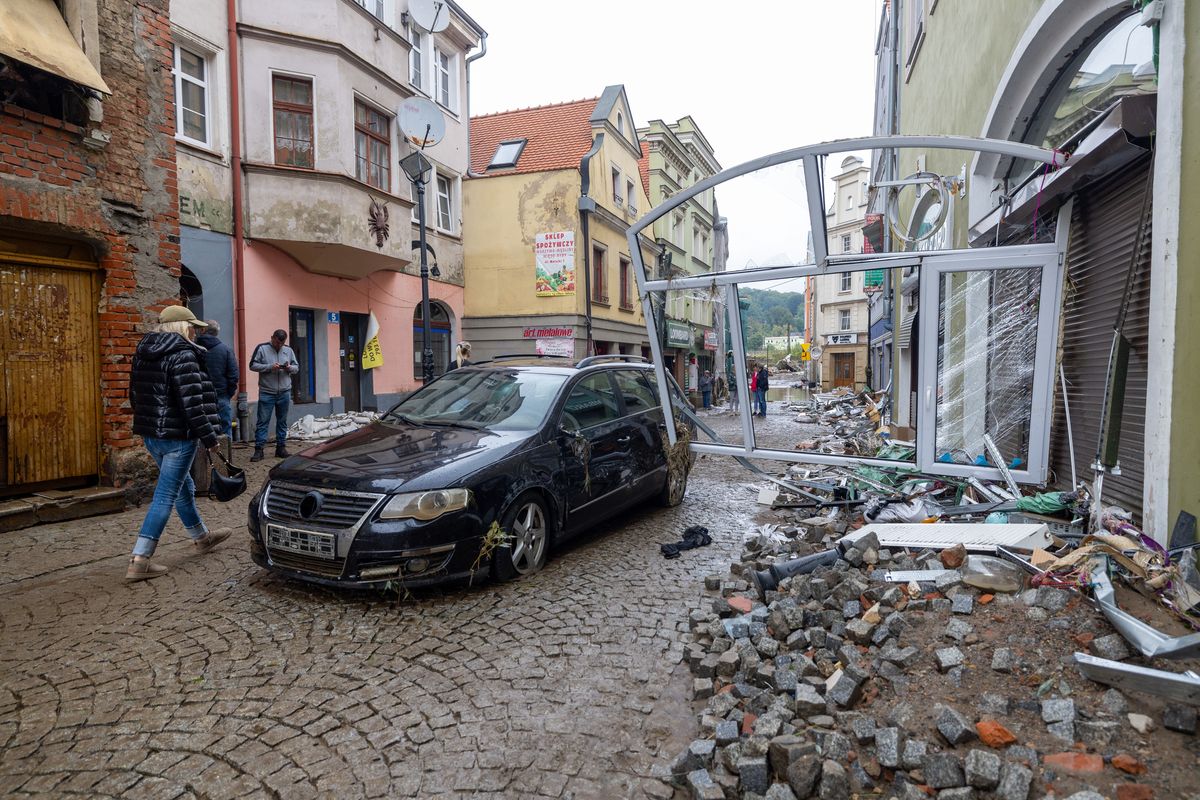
left=467, top=0, right=883, bottom=288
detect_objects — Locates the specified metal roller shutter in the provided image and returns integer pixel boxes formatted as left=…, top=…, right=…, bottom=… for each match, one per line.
left=1050, top=156, right=1152, bottom=519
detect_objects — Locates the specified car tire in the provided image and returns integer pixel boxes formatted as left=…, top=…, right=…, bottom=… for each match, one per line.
left=658, top=461, right=689, bottom=507
left=492, top=492, right=551, bottom=581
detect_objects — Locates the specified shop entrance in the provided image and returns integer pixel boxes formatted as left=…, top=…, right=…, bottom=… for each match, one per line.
left=832, top=352, right=855, bottom=387
left=339, top=312, right=374, bottom=412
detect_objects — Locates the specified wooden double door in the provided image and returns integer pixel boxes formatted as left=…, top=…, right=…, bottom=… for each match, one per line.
left=0, top=262, right=101, bottom=492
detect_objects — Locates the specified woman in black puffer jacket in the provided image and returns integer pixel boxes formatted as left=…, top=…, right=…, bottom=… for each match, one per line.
left=126, top=306, right=230, bottom=582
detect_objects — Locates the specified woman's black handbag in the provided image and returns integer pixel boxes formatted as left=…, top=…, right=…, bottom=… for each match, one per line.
left=209, top=449, right=247, bottom=502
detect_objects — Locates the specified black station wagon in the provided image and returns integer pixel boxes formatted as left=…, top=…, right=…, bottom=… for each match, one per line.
left=248, top=356, right=694, bottom=588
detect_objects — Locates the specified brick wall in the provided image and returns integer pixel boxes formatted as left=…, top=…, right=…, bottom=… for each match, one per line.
left=0, top=0, right=183, bottom=488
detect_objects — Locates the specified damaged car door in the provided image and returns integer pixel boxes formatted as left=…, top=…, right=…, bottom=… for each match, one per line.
left=558, top=371, right=636, bottom=530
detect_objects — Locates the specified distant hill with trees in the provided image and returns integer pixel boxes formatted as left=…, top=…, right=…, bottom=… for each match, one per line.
left=735, top=287, right=805, bottom=350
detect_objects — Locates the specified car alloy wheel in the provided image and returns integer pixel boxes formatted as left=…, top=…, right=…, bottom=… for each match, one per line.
left=659, top=464, right=689, bottom=507
left=494, top=493, right=550, bottom=580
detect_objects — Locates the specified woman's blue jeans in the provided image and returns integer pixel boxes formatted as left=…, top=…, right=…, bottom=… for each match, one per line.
left=132, top=438, right=208, bottom=557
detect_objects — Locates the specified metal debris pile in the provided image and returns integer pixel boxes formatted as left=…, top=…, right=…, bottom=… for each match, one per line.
left=658, top=514, right=1200, bottom=800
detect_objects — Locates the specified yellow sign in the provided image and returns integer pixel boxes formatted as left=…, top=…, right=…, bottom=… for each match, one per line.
left=362, top=311, right=383, bottom=369
left=800, top=342, right=811, bottom=361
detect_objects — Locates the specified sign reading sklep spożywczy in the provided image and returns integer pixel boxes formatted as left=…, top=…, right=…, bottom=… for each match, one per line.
left=535, top=231, right=575, bottom=296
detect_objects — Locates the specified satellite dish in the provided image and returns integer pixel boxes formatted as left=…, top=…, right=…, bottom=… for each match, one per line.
left=398, top=97, right=446, bottom=148
left=408, top=0, right=449, bottom=33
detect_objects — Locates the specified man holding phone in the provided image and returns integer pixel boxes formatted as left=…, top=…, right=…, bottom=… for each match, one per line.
left=249, top=329, right=299, bottom=461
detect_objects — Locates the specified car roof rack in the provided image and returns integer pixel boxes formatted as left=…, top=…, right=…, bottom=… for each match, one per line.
left=478, top=354, right=574, bottom=364
left=575, top=354, right=649, bottom=368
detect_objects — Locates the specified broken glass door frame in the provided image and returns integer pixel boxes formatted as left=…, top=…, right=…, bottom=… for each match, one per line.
left=627, top=135, right=1067, bottom=484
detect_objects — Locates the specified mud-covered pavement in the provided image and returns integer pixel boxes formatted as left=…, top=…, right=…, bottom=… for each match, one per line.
left=0, top=399, right=803, bottom=799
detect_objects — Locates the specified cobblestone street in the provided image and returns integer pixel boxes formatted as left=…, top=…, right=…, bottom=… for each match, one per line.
left=0, top=406, right=797, bottom=799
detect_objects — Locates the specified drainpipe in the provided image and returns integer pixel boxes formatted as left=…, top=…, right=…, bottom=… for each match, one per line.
left=464, top=31, right=487, bottom=178
left=227, top=0, right=249, bottom=440
left=578, top=133, right=604, bottom=356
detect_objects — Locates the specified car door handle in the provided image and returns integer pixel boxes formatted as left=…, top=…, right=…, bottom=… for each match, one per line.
left=616, top=435, right=632, bottom=444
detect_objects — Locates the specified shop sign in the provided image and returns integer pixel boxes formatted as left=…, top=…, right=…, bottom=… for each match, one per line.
left=522, top=326, right=574, bottom=338
left=665, top=320, right=691, bottom=347
left=535, top=338, right=574, bottom=358
left=703, top=330, right=718, bottom=350
left=827, top=333, right=858, bottom=345
left=534, top=231, right=575, bottom=296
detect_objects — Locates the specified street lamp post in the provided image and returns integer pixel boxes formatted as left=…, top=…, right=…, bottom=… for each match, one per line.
left=401, top=150, right=435, bottom=384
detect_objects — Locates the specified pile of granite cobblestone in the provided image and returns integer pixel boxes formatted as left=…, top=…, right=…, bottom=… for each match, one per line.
left=654, top=521, right=1197, bottom=800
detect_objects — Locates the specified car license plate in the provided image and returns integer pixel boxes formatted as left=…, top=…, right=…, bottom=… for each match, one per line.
left=266, top=524, right=337, bottom=559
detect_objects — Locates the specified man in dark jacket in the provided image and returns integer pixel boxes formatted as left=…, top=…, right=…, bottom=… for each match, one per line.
left=126, top=305, right=229, bottom=581
left=197, top=320, right=238, bottom=437
left=755, top=365, right=770, bottom=417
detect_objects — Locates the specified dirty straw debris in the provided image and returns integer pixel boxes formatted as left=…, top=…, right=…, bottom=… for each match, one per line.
left=658, top=415, right=1200, bottom=799
left=288, top=411, right=379, bottom=441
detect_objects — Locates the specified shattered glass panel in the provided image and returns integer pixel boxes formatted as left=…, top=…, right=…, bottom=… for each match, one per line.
left=934, top=267, right=1041, bottom=469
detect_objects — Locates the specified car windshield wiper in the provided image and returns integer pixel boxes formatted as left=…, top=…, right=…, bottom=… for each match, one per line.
left=387, top=412, right=430, bottom=426
left=419, top=418, right=485, bottom=430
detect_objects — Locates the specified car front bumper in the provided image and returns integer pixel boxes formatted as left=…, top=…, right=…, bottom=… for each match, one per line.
left=248, top=491, right=493, bottom=588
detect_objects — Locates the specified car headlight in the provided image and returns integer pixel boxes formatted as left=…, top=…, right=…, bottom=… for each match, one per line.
left=379, top=488, right=472, bottom=521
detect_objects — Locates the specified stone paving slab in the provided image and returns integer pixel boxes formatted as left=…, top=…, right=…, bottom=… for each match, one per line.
left=0, top=413, right=794, bottom=799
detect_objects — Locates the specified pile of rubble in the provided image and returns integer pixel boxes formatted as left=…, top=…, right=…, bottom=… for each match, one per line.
left=658, top=517, right=1200, bottom=800
left=288, top=411, right=379, bottom=441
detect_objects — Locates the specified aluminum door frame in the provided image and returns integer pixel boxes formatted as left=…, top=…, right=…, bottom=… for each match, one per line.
left=627, top=135, right=1067, bottom=483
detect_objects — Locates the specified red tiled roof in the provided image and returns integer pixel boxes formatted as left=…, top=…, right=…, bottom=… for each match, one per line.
left=469, top=97, right=599, bottom=177
left=638, top=141, right=650, bottom=198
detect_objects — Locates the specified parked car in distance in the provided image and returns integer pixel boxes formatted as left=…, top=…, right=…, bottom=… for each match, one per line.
left=248, top=356, right=695, bottom=588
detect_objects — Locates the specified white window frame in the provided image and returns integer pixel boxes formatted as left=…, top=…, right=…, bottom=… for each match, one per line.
left=611, top=167, right=623, bottom=207
left=839, top=309, right=851, bottom=331
left=624, top=135, right=1068, bottom=487
left=673, top=214, right=685, bottom=248
left=409, top=27, right=424, bottom=90
left=354, top=0, right=384, bottom=18
left=626, top=179, right=636, bottom=215
left=434, top=46, right=455, bottom=112
left=839, top=271, right=852, bottom=292
left=842, top=235, right=852, bottom=253
left=435, top=172, right=455, bottom=232
left=173, top=43, right=211, bottom=148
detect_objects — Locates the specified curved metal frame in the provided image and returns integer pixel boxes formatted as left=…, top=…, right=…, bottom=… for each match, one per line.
left=627, top=135, right=1067, bottom=484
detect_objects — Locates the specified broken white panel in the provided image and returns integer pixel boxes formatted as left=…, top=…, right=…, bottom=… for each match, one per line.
left=1073, top=652, right=1200, bottom=706
left=1089, top=562, right=1200, bottom=658
left=841, top=523, right=1053, bottom=552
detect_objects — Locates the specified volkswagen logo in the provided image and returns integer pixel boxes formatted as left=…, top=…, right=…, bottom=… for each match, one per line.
left=299, top=491, right=324, bottom=520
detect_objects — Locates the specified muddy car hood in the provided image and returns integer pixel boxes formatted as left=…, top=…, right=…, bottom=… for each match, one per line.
left=268, top=420, right=540, bottom=493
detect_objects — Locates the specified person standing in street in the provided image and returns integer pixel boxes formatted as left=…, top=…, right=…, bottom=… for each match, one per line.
left=127, top=306, right=229, bottom=581
left=249, top=329, right=299, bottom=462
left=197, top=320, right=238, bottom=437
left=699, top=370, right=713, bottom=409
left=755, top=364, right=770, bottom=416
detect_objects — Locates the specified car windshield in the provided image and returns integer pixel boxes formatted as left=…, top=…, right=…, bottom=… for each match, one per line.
left=383, top=369, right=569, bottom=432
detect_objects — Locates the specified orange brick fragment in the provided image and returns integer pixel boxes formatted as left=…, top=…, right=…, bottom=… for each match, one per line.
left=1112, top=753, right=1147, bottom=775
left=727, top=596, right=753, bottom=614
left=1117, top=785, right=1154, bottom=800
left=1043, top=752, right=1104, bottom=774
left=978, top=594, right=995, bottom=604
left=975, top=720, right=1018, bottom=748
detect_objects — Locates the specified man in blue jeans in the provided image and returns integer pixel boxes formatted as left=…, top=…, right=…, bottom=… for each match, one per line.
left=249, top=329, right=299, bottom=461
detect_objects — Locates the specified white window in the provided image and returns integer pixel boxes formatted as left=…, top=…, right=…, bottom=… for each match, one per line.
left=489, top=139, right=525, bottom=169
left=700, top=233, right=709, bottom=261
left=626, top=179, right=636, bottom=214
left=845, top=194, right=853, bottom=210
left=616, top=111, right=624, bottom=136
left=612, top=167, right=623, bottom=206
left=436, top=174, right=453, bottom=231
left=409, top=29, right=423, bottom=89
left=840, top=272, right=852, bottom=292
left=354, top=0, right=383, bottom=18
left=839, top=309, right=851, bottom=331
left=435, top=48, right=454, bottom=111
left=673, top=214, right=685, bottom=248
left=173, top=45, right=210, bottom=146
left=842, top=234, right=852, bottom=253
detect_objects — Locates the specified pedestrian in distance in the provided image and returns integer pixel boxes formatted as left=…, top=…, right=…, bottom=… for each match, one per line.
left=448, top=341, right=472, bottom=371
left=699, top=370, right=713, bottom=409
left=249, top=329, right=299, bottom=462
left=756, top=363, right=770, bottom=417
left=196, top=319, right=238, bottom=437
left=126, top=305, right=229, bottom=581
left=725, top=350, right=740, bottom=413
